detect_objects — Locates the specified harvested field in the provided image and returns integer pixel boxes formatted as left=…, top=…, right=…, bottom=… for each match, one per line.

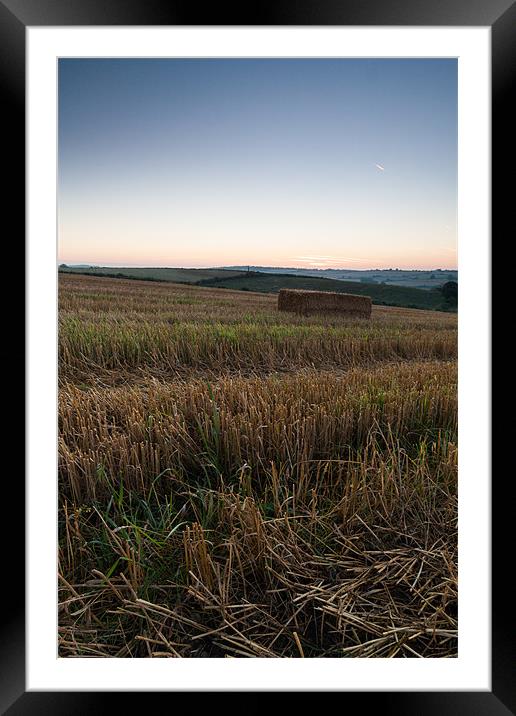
left=58, top=273, right=458, bottom=658
left=59, top=275, right=456, bottom=385
left=278, top=288, right=372, bottom=317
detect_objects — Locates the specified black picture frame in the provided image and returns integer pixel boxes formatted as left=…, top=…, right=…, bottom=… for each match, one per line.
left=8, top=0, right=511, bottom=710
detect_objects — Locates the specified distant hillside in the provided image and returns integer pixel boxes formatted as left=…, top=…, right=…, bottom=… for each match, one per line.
left=59, top=266, right=246, bottom=283
left=59, top=265, right=456, bottom=311
left=200, top=272, right=453, bottom=311
left=223, top=266, right=458, bottom=290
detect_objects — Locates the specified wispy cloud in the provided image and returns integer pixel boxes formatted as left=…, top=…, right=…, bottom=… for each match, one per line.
left=292, top=255, right=371, bottom=267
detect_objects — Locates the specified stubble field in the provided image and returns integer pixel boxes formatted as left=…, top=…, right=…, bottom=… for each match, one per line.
left=59, top=273, right=458, bottom=658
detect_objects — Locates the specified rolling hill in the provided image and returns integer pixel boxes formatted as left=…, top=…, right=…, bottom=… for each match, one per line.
left=58, top=266, right=455, bottom=311
left=58, top=265, right=246, bottom=283
left=199, top=271, right=453, bottom=311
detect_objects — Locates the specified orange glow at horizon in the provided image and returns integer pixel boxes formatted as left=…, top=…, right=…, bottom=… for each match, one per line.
left=58, top=248, right=458, bottom=271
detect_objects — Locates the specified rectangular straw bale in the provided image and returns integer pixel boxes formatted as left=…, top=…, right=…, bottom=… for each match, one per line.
left=278, top=288, right=372, bottom=317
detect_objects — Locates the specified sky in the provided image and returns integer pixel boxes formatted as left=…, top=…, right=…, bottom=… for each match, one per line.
left=58, top=58, right=457, bottom=270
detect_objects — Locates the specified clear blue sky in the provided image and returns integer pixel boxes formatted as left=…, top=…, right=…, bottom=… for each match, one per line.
left=58, top=58, right=457, bottom=270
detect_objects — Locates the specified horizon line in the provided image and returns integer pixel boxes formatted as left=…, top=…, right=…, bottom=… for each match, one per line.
left=58, top=262, right=458, bottom=272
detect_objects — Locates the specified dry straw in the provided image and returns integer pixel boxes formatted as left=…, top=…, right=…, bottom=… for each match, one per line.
left=278, top=288, right=372, bottom=317
left=57, top=273, right=457, bottom=658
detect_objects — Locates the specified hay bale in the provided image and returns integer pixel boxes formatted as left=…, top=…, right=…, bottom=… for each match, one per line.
left=278, top=288, right=371, bottom=318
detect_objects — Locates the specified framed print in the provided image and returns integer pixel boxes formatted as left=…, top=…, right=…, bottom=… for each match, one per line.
left=5, top=0, right=512, bottom=710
